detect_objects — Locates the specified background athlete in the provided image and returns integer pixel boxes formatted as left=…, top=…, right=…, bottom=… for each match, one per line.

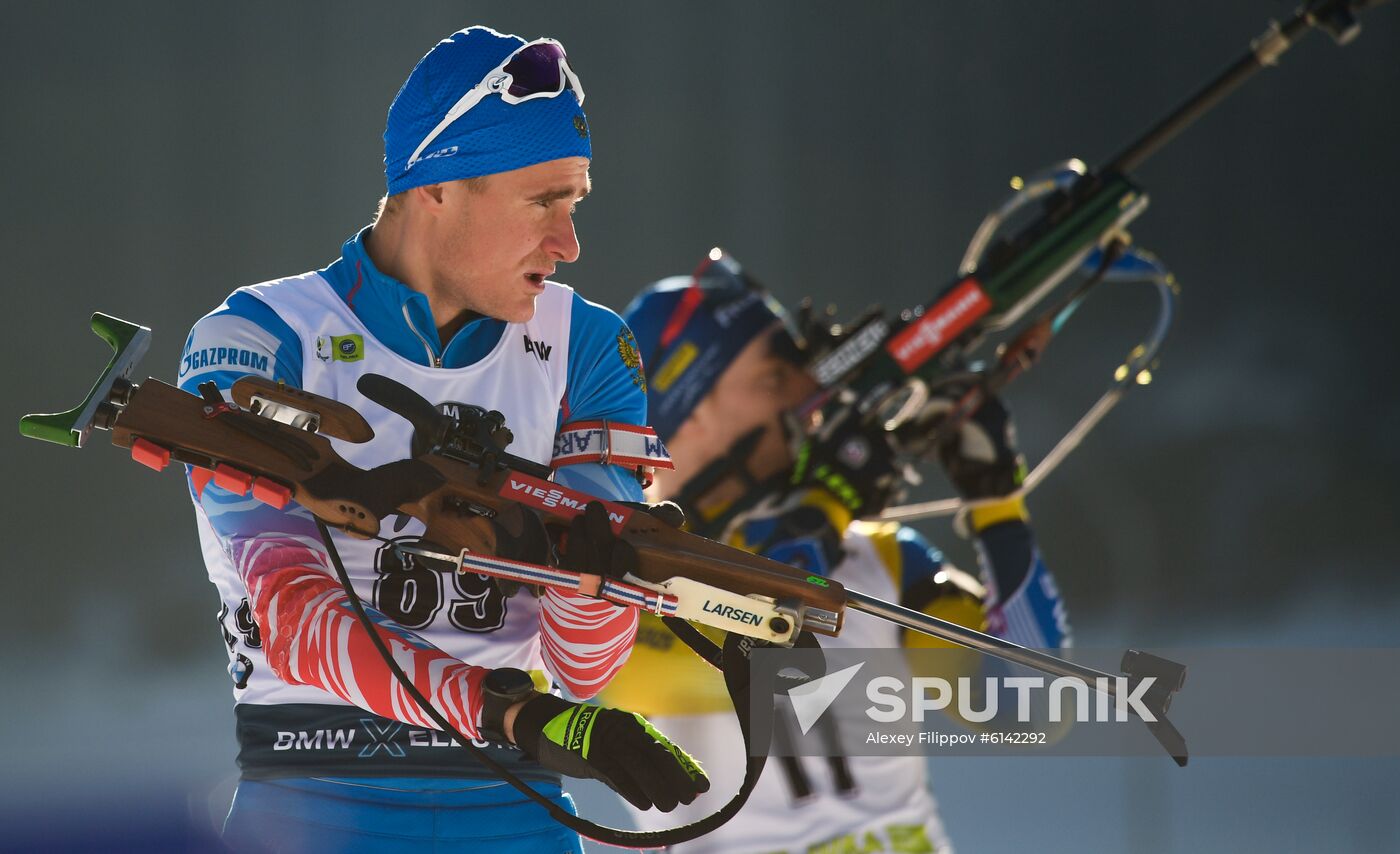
left=179, top=26, right=705, bottom=853
left=597, top=251, right=1070, bottom=853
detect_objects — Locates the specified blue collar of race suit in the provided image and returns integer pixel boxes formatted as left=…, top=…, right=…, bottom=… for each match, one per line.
left=319, top=226, right=506, bottom=368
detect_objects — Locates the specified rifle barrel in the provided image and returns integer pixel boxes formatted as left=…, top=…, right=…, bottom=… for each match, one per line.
left=1106, top=0, right=1345, bottom=176
left=844, top=587, right=1123, bottom=695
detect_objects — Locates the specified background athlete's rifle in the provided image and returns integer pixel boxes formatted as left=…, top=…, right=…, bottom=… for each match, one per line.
left=796, top=0, right=1390, bottom=522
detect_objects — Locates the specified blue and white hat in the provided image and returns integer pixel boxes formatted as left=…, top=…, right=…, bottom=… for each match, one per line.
left=623, top=251, right=800, bottom=442
left=383, top=26, right=591, bottom=195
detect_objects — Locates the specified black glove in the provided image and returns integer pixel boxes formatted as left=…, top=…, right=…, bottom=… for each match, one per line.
left=559, top=499, right=685, bottom=575
left=489, top=502, right=550, bottom=563
left=558, top=500, right=641, bottom=580
left=486, top=503, right=551, bottom=598
left=925, top=389, right=1027, bottom=501
left=789, top=413, right=903, bottom=516
left=512, top=692, right=710, bottom=812
left=492, top=500, right=682, bottom=596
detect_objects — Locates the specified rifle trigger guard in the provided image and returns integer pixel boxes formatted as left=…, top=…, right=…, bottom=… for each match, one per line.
left=196, top=381, right=237, bottom=419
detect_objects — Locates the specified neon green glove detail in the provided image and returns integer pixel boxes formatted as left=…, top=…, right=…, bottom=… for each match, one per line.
left=514, top=694, right=709, bottom=812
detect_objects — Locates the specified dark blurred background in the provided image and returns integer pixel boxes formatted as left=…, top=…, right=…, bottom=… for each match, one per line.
left=3, top=1, right=1397, bottom=851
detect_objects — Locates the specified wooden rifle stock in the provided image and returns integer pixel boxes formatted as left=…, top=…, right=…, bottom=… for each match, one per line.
left=108, top=376, right=846, bottom=639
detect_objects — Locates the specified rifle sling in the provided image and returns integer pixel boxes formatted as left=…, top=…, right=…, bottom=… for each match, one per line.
left=313, top=517, right=811, bottom=849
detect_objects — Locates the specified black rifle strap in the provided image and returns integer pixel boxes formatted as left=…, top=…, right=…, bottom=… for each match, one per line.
left=313, top=517, right=796, bottom=849
left=661, top=615, right=724, bottom=668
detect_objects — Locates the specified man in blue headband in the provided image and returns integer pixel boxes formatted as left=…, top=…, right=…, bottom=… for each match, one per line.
left=177, top=26, right=705, bottom=853
left=598, top=251, right=1071, bottom=853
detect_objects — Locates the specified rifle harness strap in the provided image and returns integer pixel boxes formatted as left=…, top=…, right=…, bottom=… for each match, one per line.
left=314, top=517, right=815, bottom=849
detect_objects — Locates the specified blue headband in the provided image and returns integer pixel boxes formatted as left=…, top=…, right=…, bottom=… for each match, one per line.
left=383, top=26, right=591, bottom=195
left=623, top=253, right=795, bottom=441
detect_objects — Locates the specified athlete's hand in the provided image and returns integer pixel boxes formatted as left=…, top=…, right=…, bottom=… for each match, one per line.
left=485, top=503, right=551, bottom=597
left=558, top=501, right=640, bottom=580
left=925, top=389, right=1027, bottom=502
left=492, top=500, right=681, bottom=596
left=511, top=693, right=710, bottom=811
left=789, top=414, right=903, bottom=516
left=489, top=502, right=550, bottom=563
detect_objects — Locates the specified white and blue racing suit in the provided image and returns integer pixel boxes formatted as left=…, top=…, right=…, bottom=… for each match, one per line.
left=179, top=227, right=653, bottom=853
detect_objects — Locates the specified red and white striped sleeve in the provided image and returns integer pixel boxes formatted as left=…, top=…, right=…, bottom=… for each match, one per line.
left=538, top=588, right=639, bottom=700
left=543, top=456, right=647, bottom=700
left=233, top=524, right=491, bottom=738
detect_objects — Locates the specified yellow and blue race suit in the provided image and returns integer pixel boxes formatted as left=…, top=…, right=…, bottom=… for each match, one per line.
left=599, top=491, right=1068, bottom=854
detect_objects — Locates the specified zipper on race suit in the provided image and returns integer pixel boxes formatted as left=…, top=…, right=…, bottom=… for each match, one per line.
left=402, top=303, right=442, bottom=367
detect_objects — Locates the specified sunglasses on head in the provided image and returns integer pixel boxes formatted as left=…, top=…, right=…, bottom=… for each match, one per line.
left=406, top=38, right=585, bottom=171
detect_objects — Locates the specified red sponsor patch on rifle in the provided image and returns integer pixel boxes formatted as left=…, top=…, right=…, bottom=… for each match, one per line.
left=498, top=472, right=634, bottom=534
left=885, top=278, right=992, bottom=372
